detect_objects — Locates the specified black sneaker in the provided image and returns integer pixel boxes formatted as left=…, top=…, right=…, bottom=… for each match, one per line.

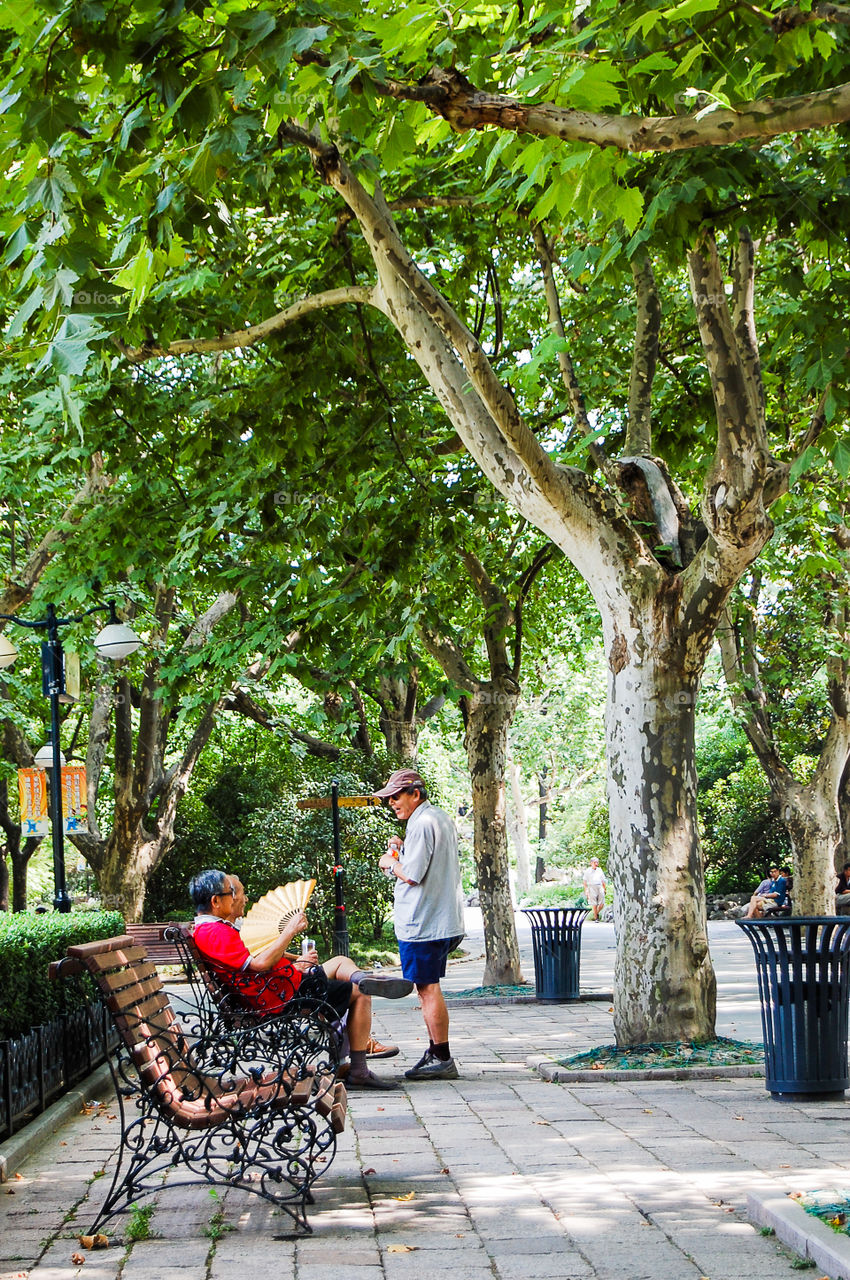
left=357, top=974, right=414, bottom=1000
left=403, top=1052, right=459, bottom=1081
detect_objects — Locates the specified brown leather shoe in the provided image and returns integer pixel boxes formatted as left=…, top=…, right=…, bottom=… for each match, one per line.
left=366, top=1036, right=400, bottom=1059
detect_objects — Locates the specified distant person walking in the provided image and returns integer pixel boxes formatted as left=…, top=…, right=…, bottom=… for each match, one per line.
left=583, top=857, right=608, bottom=921
left=375, top=769, right=465, bottom=1081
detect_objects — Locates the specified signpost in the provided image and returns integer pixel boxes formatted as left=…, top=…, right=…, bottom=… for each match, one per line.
left=296, top=787, right=383, bottom=957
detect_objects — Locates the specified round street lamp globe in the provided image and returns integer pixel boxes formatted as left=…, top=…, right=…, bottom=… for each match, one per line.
left=0, top=634, right=19, bottom=669
left=35, top=741, right=67, bottom=768
left=93, top=621, right=142, bottom=660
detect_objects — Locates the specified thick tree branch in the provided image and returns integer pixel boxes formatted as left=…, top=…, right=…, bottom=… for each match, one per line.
left=116, top=287, right=376, bottom=363
left=276, top=123, right=656, bottom=593
left=375, top=66, right=850, bottom=153
left=773, top=2, right=850, bottom=32
left=716, top=602, right=790, bottom=780
left=531, top=223, right=621, bottom=488
left=688, top=234, right=772, bottom=550
left=730, top=228, right=767, bottom=439
left=420, top=624, right=481, bottom=694
left=462, top=551, right=515, bottom=681
left=626, top=251, right=661, bottom=456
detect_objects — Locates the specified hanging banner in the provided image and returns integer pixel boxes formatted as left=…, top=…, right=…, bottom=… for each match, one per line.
left=17, top=768, right=49, bottom=838
left=61, top=764, right=87, bottom=833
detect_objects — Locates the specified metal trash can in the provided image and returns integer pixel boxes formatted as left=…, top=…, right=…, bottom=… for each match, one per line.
left=521, top=906, right=589, bottom=1002
left=737, top=917, right=850, bottom=1100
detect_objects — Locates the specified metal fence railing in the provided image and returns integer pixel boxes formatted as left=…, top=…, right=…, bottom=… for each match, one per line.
left=0, top=1001, right=118, bottom=1142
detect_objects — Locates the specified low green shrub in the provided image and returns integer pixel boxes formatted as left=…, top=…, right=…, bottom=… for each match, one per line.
left=518, top=883, right=589, bottom=908
left=0, top=910, right=124, bottom=1040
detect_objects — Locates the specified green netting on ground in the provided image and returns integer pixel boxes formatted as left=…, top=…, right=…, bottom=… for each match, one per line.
left=792, top=1189, right=850, bottom=1236
left=556, top=1036, right=764, bottom=1071
left=447, top=984, right=536, bottom=999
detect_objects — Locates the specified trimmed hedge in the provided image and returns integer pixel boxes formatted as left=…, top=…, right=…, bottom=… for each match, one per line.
left=0, top=910, right=125, bottom=1040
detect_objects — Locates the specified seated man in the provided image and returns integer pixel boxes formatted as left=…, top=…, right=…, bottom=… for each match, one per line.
left=745, top=866, right=788, bottom=918
left=836, top=863, right=850, bottom=911
left=189, top=869, right=411, bottom=1090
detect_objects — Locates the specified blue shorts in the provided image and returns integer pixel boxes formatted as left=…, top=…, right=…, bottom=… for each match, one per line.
left=398, top=936, right=464, bottom=986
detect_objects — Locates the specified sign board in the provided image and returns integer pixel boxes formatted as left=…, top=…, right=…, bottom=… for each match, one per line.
left=296, top=795, right=381, bottom=810
left=61, top=764, right=87, bottom=833
left=17, top=768, right=48, bottom=838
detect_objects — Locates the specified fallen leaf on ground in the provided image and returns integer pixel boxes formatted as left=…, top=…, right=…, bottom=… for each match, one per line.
left=363, top=1168, right=376, bottom=1175
left=387, top=1245, right=417, bottom=1253
left=393, top=1192, right=415, bottom=1201
left=78, top=1237, right=95, bottom=1251
left=71, top=1253, right=85, bottom=1265
left=441, top=1168, right=450, bottom=1174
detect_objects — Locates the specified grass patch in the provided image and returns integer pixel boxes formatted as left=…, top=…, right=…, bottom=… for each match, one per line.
left=126, top=1202, right=156, bottom=1241
left=556, top=1036, right=764, bottom=1071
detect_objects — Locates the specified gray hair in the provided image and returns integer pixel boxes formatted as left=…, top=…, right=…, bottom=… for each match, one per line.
left=189, top=868, right=229, bottom=913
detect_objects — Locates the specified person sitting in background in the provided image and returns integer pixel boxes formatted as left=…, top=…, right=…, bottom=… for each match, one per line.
left=836, top=863, right=850, bottom=911
left=189, top=869, right=412, bottom=1090
left=745, top=866, right=788, bottom=918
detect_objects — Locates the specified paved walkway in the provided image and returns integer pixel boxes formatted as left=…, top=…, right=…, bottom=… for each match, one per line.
left=2, top=921, right=847, bottom=1280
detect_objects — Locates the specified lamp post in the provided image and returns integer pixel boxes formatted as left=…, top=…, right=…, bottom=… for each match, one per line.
left=0, top=600, right=141, bottom=911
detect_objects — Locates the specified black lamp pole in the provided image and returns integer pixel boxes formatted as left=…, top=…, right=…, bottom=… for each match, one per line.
left=331, top=778, right=350, bottom=956
left=0, top=600, right=140, bottom=913
left=43, top=604, right=72, bottom=912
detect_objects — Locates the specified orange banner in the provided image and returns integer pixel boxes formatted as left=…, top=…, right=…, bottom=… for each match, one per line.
left=18, top=768, right=48, bottom=838
left=61, top=764, right=87, bottom=834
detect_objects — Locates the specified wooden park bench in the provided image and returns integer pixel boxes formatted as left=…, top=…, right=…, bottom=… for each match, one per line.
left=123, top=922, right=185, bottom=964
left=50, top=934, right=347, bottom=1238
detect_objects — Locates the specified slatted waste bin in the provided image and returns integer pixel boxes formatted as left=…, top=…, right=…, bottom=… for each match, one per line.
left=737, top=917, right=850, bottom=1100
left=522, top=906, right=589, bottom=1002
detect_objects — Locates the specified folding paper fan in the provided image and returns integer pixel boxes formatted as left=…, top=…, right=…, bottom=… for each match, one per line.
left=240, top=879, right=316, bottom=954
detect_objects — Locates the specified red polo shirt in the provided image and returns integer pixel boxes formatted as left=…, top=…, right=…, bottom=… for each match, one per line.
left=192, top=917, right=302, bottom=1013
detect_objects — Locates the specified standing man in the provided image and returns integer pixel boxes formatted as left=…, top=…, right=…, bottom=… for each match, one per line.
left=375, top=769, right=465, bottom=1081
left=582, top=856, right=608, bottom=921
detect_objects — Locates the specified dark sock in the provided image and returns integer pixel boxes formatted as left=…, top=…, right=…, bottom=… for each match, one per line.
left=350, top=969, right=367, bottom=985
left=431, top=1042, right=451, bottom=1062
left=349, top=1049, right=370, bottom=1079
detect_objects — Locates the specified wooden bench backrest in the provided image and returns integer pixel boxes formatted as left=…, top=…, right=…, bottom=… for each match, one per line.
left=64, top=935, right=251, bottom=1127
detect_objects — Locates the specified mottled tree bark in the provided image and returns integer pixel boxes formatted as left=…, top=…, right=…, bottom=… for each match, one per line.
left=463, top=681, right=522, bottom=983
